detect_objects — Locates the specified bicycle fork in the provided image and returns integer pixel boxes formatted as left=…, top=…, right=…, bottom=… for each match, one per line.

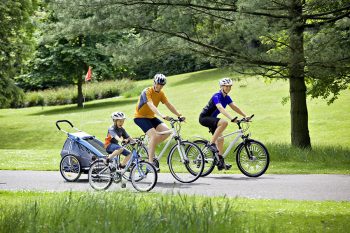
left=176, top=140, right=188, bottom=164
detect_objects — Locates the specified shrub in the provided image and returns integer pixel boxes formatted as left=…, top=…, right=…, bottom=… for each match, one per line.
left=23, top=79, right=134, bottom=107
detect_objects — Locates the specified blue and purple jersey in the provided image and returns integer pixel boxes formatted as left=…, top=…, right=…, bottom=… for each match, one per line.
left=200, top=91, right=233, bottom=117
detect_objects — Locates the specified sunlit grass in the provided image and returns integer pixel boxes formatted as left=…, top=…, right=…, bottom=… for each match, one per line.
left=0, top=191, right=349, bottom=233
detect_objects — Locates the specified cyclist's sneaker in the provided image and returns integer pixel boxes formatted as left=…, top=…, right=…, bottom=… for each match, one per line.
left=224, top=163, right=232, bottom=170
left=217, top=159, right=225, bottom=170
left=217, top=157, right=232, bottom=171
left=152, top=162, right=160, bottom=172
left=207, top=143, right=219, bottom=153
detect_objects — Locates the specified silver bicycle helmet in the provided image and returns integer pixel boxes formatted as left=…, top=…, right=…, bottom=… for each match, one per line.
left=219, top=77, right=233, bottom=86
left=111, top=112, right=126, bottom=120
left=154, top=73, right=167, bottom=85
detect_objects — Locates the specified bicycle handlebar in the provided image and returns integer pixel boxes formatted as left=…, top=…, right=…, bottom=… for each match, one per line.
left=235, top=114, right=255, bottom=128
left=165, top=116, right=185, bottom=124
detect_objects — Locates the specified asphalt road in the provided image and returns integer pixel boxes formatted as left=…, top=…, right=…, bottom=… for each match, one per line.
left=1, top=170, right=349, bottom=201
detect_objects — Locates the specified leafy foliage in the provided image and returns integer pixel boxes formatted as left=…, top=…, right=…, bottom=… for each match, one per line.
left=0, top=0, right=38, bottom=108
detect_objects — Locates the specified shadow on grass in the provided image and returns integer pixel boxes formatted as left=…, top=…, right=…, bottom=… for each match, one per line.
left=30, top=98, right=138, bottom=116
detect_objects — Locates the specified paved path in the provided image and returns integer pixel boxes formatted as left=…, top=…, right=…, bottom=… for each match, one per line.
left=1, top=170, right=349, bottom=201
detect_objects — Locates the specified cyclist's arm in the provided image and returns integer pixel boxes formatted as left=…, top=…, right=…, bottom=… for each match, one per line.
left=113, top=135, right=124, bottom=143
left=164, top=101, right=182, bottom=117
left=228, top=102, right=247, bottom=118
left=147, top=101, right=167, bottom=119
left=216, top=103, right=235, bottom=121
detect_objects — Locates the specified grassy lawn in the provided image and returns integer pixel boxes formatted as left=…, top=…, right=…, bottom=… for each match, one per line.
left=0, top=190, right=349, bottom=233
left=0, top=69, right=349, bottom=173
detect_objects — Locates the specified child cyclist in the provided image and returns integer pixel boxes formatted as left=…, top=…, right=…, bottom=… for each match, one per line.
left=104, top=112, right=134, bottom=168
left=199, top=77, right=251, bottom=170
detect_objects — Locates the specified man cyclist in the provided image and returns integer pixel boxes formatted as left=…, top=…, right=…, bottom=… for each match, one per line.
left=199, top=77, right=250, bottom=170
left=134, top=73, right=184, bottom=171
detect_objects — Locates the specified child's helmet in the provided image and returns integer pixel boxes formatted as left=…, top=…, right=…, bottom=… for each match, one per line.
left=154, top=73, right=167, bottom=85
left=219, top=77, right=233, bottom=86
left=111, top=112, right=126, bottom=120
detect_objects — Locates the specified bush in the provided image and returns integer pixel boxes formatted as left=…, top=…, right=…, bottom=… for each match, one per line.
left=23, top=79, right=134, bottom=107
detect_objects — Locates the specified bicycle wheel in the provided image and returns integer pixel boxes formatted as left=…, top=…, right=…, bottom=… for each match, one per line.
left=121, top=145, right=149, bottom=181
left=130, top=161, right=158, bottom=192
left=60, top=154, right=81, bottom=182
left=88, top=160, right=113, bottom=190
left=236, top=140, right=270, bottom=177
left=193, top=140, right=216, bottom=177
left=168, top=141, right=204, bottom=183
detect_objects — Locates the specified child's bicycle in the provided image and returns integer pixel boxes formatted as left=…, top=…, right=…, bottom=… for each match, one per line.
left=88, top=139, right=158, bottom=192
left=193, top=115, right=270, bottom=177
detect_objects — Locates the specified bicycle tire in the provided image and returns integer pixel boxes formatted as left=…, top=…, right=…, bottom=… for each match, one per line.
left=193, top=140, right=216, bottom=177
left=167, top=141, right=204, bottom=183
left=60, top=154, right=82, bottom=182
left=130, top=161, right=158, bottom=192
left=88, top=160, right=113, bottom=190
left=236, top=139, right=269, bottom=177
left=121, top=145, right=149, bottom=181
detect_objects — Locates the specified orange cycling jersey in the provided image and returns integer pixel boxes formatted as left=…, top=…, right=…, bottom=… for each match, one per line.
left=134, top=87, right=168, bottom=118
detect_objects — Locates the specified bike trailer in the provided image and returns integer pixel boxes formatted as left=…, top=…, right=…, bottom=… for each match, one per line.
left=56, top=120, right=107, bottom=182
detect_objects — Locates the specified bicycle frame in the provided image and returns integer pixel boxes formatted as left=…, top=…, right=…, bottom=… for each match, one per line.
left=216, top=128, right=245, bottom=159
left=154, top=121, right=187, bottom=163
left=95, top=144, right=145, bottom=179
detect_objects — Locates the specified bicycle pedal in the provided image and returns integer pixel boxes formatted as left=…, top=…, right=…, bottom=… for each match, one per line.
left=121, top=183, right=126, bottom=188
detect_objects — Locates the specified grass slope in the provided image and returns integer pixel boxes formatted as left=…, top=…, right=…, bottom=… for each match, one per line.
left=0, top=69, right=349, bottom=172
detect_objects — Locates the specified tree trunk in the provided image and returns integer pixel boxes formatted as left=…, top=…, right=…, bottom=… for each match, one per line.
left=288, top=0, right=311, bottom=148
left=76, top=35, right=84, bottom=108
left=77, top=75, right=83, bottom=107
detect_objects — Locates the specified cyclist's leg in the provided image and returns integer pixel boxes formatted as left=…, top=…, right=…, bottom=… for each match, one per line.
left=210, top=119, right=228, bottom=145
left=106, top=144, right=123, bottom=161
left=146, top=128, right=160, bottom=163
left=120, top=148, right=131, bottom=167
left=148, top=118, right=171, bottom=162
left=216, top=133, right=225, bottom=155
left=134, top=118, right=155, bottom=162
left=155, top=122, right=171, bottom=143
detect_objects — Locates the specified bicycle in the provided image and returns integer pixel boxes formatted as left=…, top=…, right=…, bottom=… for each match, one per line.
left=88, top=139, right=157, bottom=192
left=141, top=117, right=205, bottom=183
left=193, top=115, right=270, bottom=177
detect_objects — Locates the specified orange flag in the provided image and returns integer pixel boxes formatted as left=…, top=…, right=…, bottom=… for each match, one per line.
left=85, top=66, right=92, bottom=81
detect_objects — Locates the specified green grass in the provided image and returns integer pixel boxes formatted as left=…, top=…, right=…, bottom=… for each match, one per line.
left=0, top=69, right=349, bottom=173
left=1, top=191, right=349, bottom=233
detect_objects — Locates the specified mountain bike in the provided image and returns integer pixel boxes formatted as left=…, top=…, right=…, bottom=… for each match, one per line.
left=193, top=115, right=269, bottom=177
left=88, top=139, right=157, bottom=192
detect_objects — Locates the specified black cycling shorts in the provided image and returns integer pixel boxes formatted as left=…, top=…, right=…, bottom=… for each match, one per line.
left=199, top=114, right=220, bottom=135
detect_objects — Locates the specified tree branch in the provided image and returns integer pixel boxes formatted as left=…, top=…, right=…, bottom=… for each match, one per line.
left=303, top=4, right=350, bottom=19
left=305, top=11, right=350, bottom=28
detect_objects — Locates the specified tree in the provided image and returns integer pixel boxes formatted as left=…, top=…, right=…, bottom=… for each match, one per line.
left=20, top=3, right=128, bottom=107
left=46, top=0, right=350, bottom=148
left=0, top=0, right=38, bottom=108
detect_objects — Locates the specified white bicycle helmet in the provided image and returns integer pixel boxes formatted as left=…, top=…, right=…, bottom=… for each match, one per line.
left=219, top=77, right=233, bottom=86
left=154, top=73, right=167, bottom=85
left=111, top=112, right=126, bottom=120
